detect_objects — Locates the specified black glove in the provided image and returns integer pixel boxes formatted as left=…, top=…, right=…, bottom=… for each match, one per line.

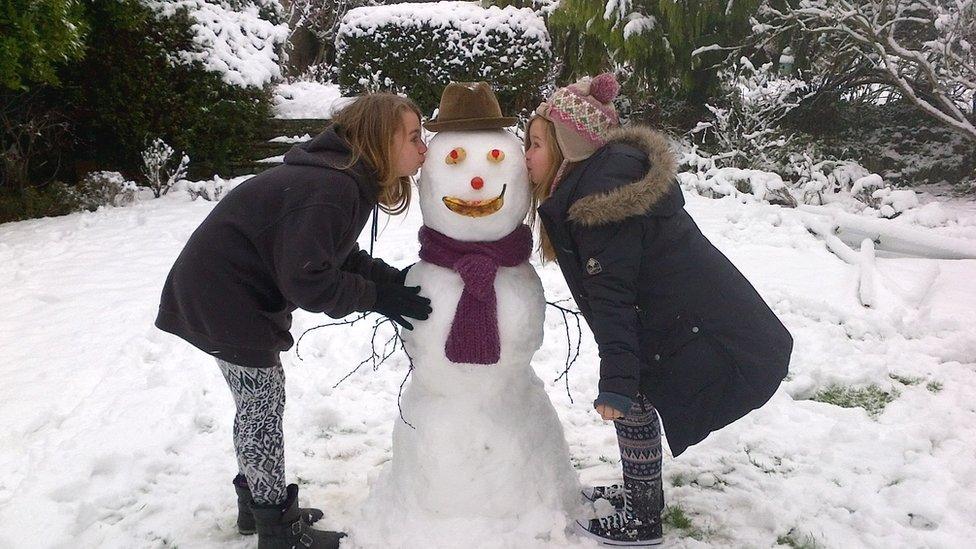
left=394, top=263, right=415, bottom=285
left=372, top=282, right=432, bottom=330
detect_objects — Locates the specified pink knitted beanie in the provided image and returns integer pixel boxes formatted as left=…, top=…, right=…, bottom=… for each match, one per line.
left=535, top=73, right=621, bottom=162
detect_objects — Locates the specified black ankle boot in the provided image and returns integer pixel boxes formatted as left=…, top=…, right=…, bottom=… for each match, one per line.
left=577, top=477, right=663, bottom=546
left=234, top=475, right=324, bottom=536
left=250, top=484, right=346, bottom=549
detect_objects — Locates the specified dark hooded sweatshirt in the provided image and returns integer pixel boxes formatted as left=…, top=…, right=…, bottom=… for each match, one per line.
left=155, top=126, right=400, bottom=368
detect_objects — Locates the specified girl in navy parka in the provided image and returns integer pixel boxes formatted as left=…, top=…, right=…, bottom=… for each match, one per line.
left=525, top=74, right=793, bottom=546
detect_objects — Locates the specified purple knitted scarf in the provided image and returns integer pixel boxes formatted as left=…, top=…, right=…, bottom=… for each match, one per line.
left=418, top=224, right=533, bottom=365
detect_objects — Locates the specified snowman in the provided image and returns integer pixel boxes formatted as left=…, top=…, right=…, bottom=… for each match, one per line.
left=359, top=83, right=580, bottom=545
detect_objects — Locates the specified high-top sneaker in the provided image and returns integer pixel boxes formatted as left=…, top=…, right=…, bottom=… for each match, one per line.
left=576, top=478, right=663, bottom=546
left=234, top=475, right=324, bottom=535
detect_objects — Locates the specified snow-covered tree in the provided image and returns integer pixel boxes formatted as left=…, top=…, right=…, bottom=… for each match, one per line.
left=754, top=0, right=976, bottom=142
left=548, top=0, right=763, bottom=102
left=0, top=0, right=88, bottom=90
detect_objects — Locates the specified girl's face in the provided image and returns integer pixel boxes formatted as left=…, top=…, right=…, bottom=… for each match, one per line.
left=394, top=111, right=427, bottom=178
left=525, top=119, right=554, bottom=187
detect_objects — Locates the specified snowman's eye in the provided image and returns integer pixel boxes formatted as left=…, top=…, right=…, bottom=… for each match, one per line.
left=445, top=147, right=466, bottom=165
left=487, top=149, right=505, bottom=163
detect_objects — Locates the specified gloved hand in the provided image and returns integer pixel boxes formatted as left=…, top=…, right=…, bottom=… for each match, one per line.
left=394, top=263, right=416, bottom=285
left=372, top=282, right=432, bottom=330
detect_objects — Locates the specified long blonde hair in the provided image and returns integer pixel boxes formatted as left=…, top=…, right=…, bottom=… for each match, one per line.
left=525, top=116, right=574, bottom=262
left=332, top=93, right=422, bottom=215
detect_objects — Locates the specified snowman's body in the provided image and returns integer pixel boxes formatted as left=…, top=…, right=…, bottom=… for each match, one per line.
left=364, top=130, right=578, bottom=537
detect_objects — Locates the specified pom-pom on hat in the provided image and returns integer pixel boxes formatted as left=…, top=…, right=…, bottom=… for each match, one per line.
left=535, top=72, right=621, bottom=162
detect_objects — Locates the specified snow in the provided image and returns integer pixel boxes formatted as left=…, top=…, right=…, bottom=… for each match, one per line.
left=273, top=81, right=347, bottom=119
left=342, top=1, right=548, bottom=38
left=2, top=180, right=975, bottom=546
left=2, top=85, right=976, bottom=546
left=623, top=14, right=656, bottom=40
left=339, top=1, right=551, bottom=54
left=144, top=1, right=289, bottom=88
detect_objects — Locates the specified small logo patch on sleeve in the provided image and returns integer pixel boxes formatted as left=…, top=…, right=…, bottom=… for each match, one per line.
left=585, top=257, right=603, bottom=275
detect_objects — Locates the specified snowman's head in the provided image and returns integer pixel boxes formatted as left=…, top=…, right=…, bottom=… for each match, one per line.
left=417, top=130, right=530, bottom=242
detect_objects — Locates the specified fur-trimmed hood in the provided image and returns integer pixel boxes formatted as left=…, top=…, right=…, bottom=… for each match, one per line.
left=566, top=125, right=678, bottom=227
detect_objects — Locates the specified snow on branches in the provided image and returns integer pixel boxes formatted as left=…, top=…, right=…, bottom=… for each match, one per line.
left=141, top=138, right=189, bottom=198
left=756, top=0, right=976, bottom=142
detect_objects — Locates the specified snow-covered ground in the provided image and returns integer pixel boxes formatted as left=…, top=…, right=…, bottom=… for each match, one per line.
left=2, top=84, right=975, bottom=548
left=2, top=181, right=974, bottom=548
left=274, top=81, right=349, bottom=119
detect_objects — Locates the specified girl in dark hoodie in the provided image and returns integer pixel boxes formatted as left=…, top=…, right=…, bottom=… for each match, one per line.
left=525, top=74, right=793, bottom=546
left=155, top=94, right=432, bottom=549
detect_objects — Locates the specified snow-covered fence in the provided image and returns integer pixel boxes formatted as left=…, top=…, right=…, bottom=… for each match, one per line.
left=335, top=1, right=553, bottom=114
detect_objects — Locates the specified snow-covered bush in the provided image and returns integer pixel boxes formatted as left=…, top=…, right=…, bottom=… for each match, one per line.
left=693, top=57, right=812, bottom=173
left=56, top=0, right=279, bottom=176
left=336, top=1, right=553, bottom=114
left=143, top=0, right=289, bottom=88
left=74, top=171, right=139, bottom=211
left=186, top=176, right=230, bottom=201
left=141, top=138, right=190, bottom=198
left=677, top=144, right=918, bottom=218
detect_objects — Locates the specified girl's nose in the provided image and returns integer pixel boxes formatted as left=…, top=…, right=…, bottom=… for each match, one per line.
left=470, top=177, right=484, bottom=190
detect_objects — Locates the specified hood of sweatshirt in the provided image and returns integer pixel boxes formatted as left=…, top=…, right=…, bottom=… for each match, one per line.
left=283, top=125, right=380, bottom=201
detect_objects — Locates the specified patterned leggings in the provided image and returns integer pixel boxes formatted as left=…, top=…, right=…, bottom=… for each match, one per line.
left=217, top=359, right=287, bottom=505
left=614, top=394, right=664, bottom=512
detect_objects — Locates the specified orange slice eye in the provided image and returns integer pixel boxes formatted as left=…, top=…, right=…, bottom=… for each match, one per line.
left=445, top=147, right=467, bottom=165
left=487, top=149, right=505, bottom=163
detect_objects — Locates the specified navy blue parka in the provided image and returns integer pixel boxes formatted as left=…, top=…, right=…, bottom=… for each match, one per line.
left=537, top=126, right=793, bottom=456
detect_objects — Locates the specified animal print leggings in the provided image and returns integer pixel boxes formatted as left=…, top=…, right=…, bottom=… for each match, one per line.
left=217, top=358, right=287, bottom=505
left=614, top=394, right=664, bottom=514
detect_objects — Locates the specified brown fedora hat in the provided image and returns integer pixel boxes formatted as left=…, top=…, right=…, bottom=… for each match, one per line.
left=424, top=81, right=518, bottom=132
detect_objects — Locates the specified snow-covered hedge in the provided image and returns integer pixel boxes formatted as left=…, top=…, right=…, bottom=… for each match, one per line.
left=335, top=1, right=553, bottom=114
left=144, top=0, right=289, bottom=88
left=64, top=0, right=278, bottom=177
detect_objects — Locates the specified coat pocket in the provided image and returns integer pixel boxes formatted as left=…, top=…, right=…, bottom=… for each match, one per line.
left=638, top=311, right=705, bottom=365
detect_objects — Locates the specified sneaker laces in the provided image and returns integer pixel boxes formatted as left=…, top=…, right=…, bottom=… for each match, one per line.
left=622, top=487, right=635, bottom=515
left=603, top=484, right=625, bottom=499
left=596, top=509, right=628, bottom=531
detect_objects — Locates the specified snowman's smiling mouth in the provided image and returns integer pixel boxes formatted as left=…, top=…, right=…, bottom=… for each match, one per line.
left=442, top=185, right=506, bottom=218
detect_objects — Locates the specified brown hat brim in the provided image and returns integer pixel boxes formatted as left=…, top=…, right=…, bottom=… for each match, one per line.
left=424, top=116, right=518, bottom=132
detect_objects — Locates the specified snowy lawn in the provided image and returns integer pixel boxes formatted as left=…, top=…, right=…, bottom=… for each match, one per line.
left=3, top=78, right=976, bottom=549
left=2, top=180, right=974, bottom=548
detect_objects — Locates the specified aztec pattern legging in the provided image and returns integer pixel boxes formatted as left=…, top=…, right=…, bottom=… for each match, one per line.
left=217, top=358, right=287, bottom=505
left=614, top=394, right=664, bottom=511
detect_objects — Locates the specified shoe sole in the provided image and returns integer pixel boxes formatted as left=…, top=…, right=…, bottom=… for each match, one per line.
left=574, top=520, right=663, bottom=547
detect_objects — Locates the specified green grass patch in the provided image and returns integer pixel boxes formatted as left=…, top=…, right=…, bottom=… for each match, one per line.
left=662, top=504, right=704, bottom=540
left=811, top=384, right=899, bottom=417
left=889, top=373, right=922, bottom=386
left=926, top=381, right=943, bottom=393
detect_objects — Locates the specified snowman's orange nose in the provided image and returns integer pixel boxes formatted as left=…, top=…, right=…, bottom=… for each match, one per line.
left=471, top=177, right=484, bottom=190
